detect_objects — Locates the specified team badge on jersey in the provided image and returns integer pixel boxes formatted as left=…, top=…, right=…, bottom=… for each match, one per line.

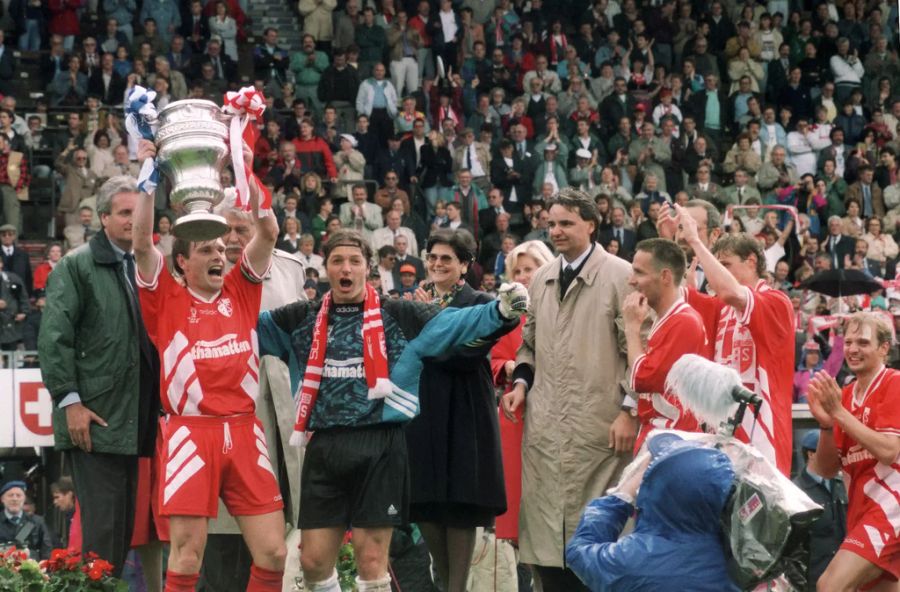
left=218, top=298, right=233, bottom=318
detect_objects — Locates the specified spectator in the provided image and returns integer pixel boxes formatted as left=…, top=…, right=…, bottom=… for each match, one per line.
left=132, top=18, right=166, bottom=57
left=356, top=63, right=399, bottom=148
left=387, top=10, right=421, bottom=98
left=299, top=0, right=336, bottom=53
left=48, top=0, right=81, bottom=52
left=333, top=134, right=366, bottom=197
left=103, top=0, right=135, bottom=43
left=724, top=168, right=762, bottom=205
left=191, top=36, right=236, bottom=84
left=55, top=145, right=100, bottom=228
left=0, top=137, right=27, bottom=236
left=208, top=1, right=237, bottom=61
left=180, top=0, right=209, bottom=54
left=356, top=7, right=387, bottom=79
left=49, top=55, right=88, bottom=107
left=291, top=34, right=330, bottom=116
left=0, top=481, right=53, bottom=559
left=861, top=217, right=897, bottom=277
left=757, top=145, right=799, bottom=194
left=0, top=235, right=29, bottom=350
left=792, top=430, right=848, bottom=588
left=830, top=37, right=865, bottom=105
left=39, top=177, right=161, bottom=577
left=339, top=182, right=383, bottom=241
left=292, top=117, right=337, bottom=182
left=139, top=0, right=181, bottom=46
left=318, top=49, right=361, bottom=127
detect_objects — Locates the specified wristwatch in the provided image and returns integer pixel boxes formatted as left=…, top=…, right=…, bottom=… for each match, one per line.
left=620, top=404, right=638, bottom=418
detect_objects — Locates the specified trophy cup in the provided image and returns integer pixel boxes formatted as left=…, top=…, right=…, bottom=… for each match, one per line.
left=155, top=99, right=231, bottom=241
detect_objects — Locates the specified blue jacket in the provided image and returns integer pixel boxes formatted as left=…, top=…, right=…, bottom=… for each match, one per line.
left=566, top=445, right=739, bottom=592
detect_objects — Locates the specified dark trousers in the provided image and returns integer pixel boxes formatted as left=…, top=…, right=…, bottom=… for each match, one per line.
left=70, top=450, right=138, bottom=578
left=370, top=107, right=393, bottom=149
left=533, top=565, right=590, bottom=592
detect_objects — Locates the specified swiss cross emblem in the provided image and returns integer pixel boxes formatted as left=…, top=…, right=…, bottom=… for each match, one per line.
left=19, top=382, right=54, bottom=436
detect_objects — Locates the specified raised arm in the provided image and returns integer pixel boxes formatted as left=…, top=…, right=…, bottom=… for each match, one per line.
left=674, top=203, right=748, bottom=312
left=133, top=139, right=162, bottom=281
left=241, top=141, right=279, bottom=276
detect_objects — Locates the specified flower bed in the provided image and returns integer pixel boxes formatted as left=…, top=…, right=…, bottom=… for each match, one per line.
left=0, top=547, right=127, bottom=592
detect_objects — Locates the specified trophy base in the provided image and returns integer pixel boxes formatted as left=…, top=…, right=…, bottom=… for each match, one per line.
left=173, top=212, right=230, bottom=241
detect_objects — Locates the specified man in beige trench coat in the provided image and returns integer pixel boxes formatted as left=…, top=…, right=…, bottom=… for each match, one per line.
left=503, top=187, right=639, bottom=591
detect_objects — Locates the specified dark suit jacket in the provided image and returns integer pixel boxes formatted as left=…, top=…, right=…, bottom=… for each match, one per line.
left=190, top=53, right=236, bottom=83
left=1, top=246, right=33, bottom=294
left=600, top=93, right=637, bottom=131
left=88, top=70, right=127, bottom=106
left=180, top=13, right=211, bottom=53
left=825, top=234, right=856, bottom=269
left=687, top=89, right=732, bottom=138
left=599, top=227, right=637, bottom=261
left=489, top=155, right=529, bottom=210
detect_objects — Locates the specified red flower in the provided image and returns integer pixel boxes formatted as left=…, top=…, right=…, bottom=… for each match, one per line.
left=86, top=551, right=99, bottom=560
left=88, top=565, right=105, bottom=581
left=64, top=555, right=81, bottom=570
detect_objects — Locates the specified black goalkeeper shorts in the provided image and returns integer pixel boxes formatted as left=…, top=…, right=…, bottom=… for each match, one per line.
left=298, top=423, right=409, bottom=530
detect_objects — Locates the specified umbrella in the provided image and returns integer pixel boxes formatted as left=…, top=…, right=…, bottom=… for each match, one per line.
left=800, top=268, right=884, bottom=298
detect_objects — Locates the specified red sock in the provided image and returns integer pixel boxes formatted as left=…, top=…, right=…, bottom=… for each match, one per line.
left=165, top=570, right=199, bottom=592
left=246, top=564, right=284, bottom=592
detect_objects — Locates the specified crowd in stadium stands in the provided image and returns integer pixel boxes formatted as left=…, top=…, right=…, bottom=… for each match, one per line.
left=0, top=0, right=895, bottom=374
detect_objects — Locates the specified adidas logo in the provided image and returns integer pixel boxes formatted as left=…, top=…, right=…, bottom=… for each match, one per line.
left=387, top=504, right=398, bottom=516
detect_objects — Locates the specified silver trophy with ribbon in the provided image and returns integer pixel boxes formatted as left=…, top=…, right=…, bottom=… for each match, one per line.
left=155, top=99, right=231, bottom=241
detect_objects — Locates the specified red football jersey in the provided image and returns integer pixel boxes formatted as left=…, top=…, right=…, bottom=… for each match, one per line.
left=631, top=299, right=708, bottom=451
left=834, top=367, right=900, bottom=556
left=138, top=254, right=265, bottom=417
left=686, top=280, right=795, bottom=475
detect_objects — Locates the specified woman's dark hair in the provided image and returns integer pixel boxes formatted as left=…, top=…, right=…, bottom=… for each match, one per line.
left=426, top=228, right=477, bottom=263
left=93, top=130, right=110, bottom=147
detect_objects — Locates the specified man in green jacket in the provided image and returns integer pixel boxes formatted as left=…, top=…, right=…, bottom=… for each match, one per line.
left=38, top=175, right=160, bottom=577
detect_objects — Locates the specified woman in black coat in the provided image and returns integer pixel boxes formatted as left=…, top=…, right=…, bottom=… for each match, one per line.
left=419, top=130, right=454, bottom=217
left=406, top=228, right=515, bottom=592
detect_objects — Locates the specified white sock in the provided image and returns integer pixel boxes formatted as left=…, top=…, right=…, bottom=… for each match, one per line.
left=305, top=569, right=340, bottom=592
left=355, top=574, right=392, bottom=592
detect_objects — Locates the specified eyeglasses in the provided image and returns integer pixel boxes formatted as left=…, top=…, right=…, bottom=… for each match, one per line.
left=426, top=253, right=457, bottom=264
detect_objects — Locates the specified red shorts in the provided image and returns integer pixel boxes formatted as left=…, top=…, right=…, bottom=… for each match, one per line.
left=158, top=414, right=283, bottom=518
left=840, top=521, right=900, bottom=588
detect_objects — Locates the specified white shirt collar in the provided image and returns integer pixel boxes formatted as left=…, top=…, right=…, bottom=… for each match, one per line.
left=562, top=243, right=593, bottom=269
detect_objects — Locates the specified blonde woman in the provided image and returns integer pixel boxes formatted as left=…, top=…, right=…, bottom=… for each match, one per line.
left=420, top=129, right=455, bottom=213
left=490, top=240, right=555, bottom=544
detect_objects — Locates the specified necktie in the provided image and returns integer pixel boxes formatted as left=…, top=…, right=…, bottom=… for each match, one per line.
left=214, top=57, right=223, bottom=78
left=467, top=146, right=473, bottom=169
left=561, top=265, right=577, bottom=296
left=10, top=514, right=20, bottom=526
left=123, top=253, right=140, bottom=310
left=616, top=228, right=623, bottom=243
left=519, top=143, right=525, bottom=158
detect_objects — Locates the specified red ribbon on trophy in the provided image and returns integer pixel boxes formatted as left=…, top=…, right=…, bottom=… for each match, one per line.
left=222, top=87, right=271, bottom=215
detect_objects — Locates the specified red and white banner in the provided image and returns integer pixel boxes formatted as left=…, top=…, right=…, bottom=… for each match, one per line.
left=1, top=368, right=54, bottom=447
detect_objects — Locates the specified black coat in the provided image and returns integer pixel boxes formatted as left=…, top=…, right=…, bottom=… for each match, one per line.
left=88, top=69, right=127, bottom=106
left=489, top=154, right=529, bottom=210
left=0, top=270, right=29, bottom=345
left=0, top=512, right=53, bottom=560
left=2, top=246, right=32, bottom=294
left=418, top=142, right=454, bottom=188
left=600, top=93, right=637, bottom=132
left=825, top=234, right=856, bottom=269
left=599, top=226, right=637, bottom=261
left=406, top=283, right=515, bottom=523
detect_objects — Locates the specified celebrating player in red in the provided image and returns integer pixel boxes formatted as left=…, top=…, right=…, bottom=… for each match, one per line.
left=623, top=238, right=708, bottom=452
left=671, top=203, right=795, bottom=475
left=132, top=139, right=286, bottom=592
left=807, top=313, right=900, bottom=592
